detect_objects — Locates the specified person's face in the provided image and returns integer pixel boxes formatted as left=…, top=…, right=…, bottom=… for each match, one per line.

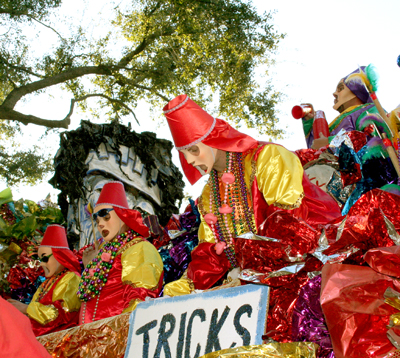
left=179, top=142, right=217, bottom=175
left=38, top=246, right=64, bottom=278
left=93, top=204, right=129, bottom=242
left=333, top=79, right=356, bottom=112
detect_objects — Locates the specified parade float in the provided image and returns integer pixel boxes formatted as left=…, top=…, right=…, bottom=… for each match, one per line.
left=2, top=65, right=400, bottom=358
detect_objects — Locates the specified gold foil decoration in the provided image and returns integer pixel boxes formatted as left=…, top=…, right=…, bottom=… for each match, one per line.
left=198, top=342, right=319, bottom=358
left=38, top=312, right=130, bottom=358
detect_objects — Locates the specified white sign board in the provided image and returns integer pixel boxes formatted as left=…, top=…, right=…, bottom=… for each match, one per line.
left=124, top=284, right=269, bottom=358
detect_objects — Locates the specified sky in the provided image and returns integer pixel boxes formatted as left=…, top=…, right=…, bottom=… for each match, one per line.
left=3, top=0, right=400, bottom=209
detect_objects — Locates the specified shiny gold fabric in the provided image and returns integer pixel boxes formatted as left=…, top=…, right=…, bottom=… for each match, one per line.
left=27, top=272, right=81, bottom=325
left=122, top=298, right=141, bottom=313
left=254, top=145, right=304, bottom=207
left=121, top=240, right=163, bottom=290
left=198, top=144, right=304, bottom=243
left=163, top=271, right=194, bottom=296
left=198, top=342, right=319, bottom=358
left=38, top=313, right=130, bottom=358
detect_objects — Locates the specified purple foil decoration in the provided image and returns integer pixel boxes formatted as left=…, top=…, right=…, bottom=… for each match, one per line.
left=292, top=275, right=335, bottom=358
left=179, top=211, right=197, bottom=231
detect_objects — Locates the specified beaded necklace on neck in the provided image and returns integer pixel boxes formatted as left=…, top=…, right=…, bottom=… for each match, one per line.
left=204, top=152, right=256, bottom=267
left=77, top=230, right=137, bottom=302
left=36, top=269, right=68, bottom=301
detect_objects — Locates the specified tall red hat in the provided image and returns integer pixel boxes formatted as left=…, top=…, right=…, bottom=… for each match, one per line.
left=95, top=181, right=150, bottom=238
left=40, top=224, right=81, bottom=275
left=163, top=94, right=258, bottom=184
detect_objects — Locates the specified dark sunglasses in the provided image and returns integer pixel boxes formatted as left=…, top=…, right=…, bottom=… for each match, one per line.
left=39, top=253, right=53, bottom=263
left=92, top=208, right=114, bottom=222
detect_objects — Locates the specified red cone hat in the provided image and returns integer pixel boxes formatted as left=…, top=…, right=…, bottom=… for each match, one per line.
left=163, top=94, right=258, bottom=184
left=95, top=181, right=150, bottom=238
left=40, top=224, right=81, bottom=274
left=95, top=181, right=129, bottom=209
left=41, top=224, right=69, bottom=249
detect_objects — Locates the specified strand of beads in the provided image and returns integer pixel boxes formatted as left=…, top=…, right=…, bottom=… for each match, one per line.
left=219, top=152, right=234, bottom=246
left=81, top=292, right=101, bottom=324
left=206, top=169, right=236, bottom=266
left=36, top=269, right=68, bottom=301
left=77, top=230, right=136, bottom=302
left=398, top=138, right=400, bottom=186
left=235, top=152, right=257, bottom=233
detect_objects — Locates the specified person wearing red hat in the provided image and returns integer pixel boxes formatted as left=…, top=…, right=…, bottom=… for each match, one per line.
left=163, top=94, right=342, bottom=295
left=7, top=224, right=82, bottom=336
left=77, top=181, right=164, bottom=324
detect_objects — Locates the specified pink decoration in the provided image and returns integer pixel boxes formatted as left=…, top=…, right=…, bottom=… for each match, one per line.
left=204, top=213, right=218, bottom=225
left=101, top=252, right=111, bottom=262
left=221, top=172, right=235, bottom=184
left=89, top=269, right=96, bottom=276
left=215, top=241, right=227, bottom=255
left=218, top=204, right=233, bottom=214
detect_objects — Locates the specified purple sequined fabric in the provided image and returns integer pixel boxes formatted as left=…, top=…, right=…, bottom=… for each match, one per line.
left=292, top=275, right=335, bottom=358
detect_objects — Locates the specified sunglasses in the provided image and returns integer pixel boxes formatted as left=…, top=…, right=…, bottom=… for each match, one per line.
left=39, top=253, right=53, bottom=263
left=92, top=208, right=114, bottom=222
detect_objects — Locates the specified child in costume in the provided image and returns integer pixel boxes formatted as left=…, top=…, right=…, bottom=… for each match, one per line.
left=77, top=181, right=164, bottom=324
left=162, top=94, right=342, bottom=295
left=8, top=224, right=81, bottom=337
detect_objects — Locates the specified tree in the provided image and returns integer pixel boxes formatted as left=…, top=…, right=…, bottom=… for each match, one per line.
left=0, top=0, right=285, bottom=184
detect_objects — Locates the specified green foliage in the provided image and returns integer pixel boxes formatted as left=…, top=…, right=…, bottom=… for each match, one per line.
left=109, top=0, right=285, bottom=136
left=0, top=120, right=53, bottom=185
left=0, top=0, right=285, bottom=184
left=0, top=0, right=61, bottom=19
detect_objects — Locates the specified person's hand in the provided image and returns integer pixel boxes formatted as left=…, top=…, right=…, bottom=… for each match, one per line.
left=7, top=299, right=28, bottom=314
left=311, top=133, right=329, bottom=149
left=82, top=240, right=100, bottom=268
left=301, top=103, right=315, bottom=120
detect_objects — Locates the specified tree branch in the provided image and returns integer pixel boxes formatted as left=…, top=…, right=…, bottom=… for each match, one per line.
left=0, top=91, right=143, bottom=129
left=27, top=15, right=65, bottom=41
left=0, top=9, right=28, bottom=16
left=0, top=107, right=71, bottom=128
left=0, top=54, right=44, bottom=79
left=2, top=65, right=113, bottom=109
left=72, top=93, right=140, bottom=125
left=118, top=27, right=175, bottom=67
left=131, top=83, right=170, bottom=102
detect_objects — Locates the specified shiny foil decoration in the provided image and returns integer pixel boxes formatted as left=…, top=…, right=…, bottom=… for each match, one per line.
left=294, top=148, right=323, bottom=166
left=262, top=257, right=323, bottom=342
left=329, top=128, right=354, bottom=154
left=346, top=130, right=367, bottom=153
left=198, top=342, right=319, bottom=358
left=365, top=246, right=400, bottom=278
left=323, top=189, right=400, bottom=257
left=321, top=263, right=400, bottom=358
left=292, top=275, right=334, bottom=358
left=38, top=312, right=130, bottom=358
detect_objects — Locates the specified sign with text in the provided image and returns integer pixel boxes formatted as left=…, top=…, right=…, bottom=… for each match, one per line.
left=124, top=284, right=269, bottom=358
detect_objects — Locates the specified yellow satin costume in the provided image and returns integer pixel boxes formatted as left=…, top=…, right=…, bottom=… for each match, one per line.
left=165, top=143, right=341, bottom=296
left=27, top=271, right=81, bottom=336
left=80, top=237, right=164, bottom=324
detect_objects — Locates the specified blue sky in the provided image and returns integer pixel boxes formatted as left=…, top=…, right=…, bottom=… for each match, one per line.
left=4, top=0, right=400, bottom=206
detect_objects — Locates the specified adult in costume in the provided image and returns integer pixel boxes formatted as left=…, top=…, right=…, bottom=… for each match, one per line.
left=7, top=224, right=81, bottom=337
left=302, top=66, right=392, bottom=150
left=77, top=181, right=163, bottom=324
left=162, top=94, right=342, bottom=295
